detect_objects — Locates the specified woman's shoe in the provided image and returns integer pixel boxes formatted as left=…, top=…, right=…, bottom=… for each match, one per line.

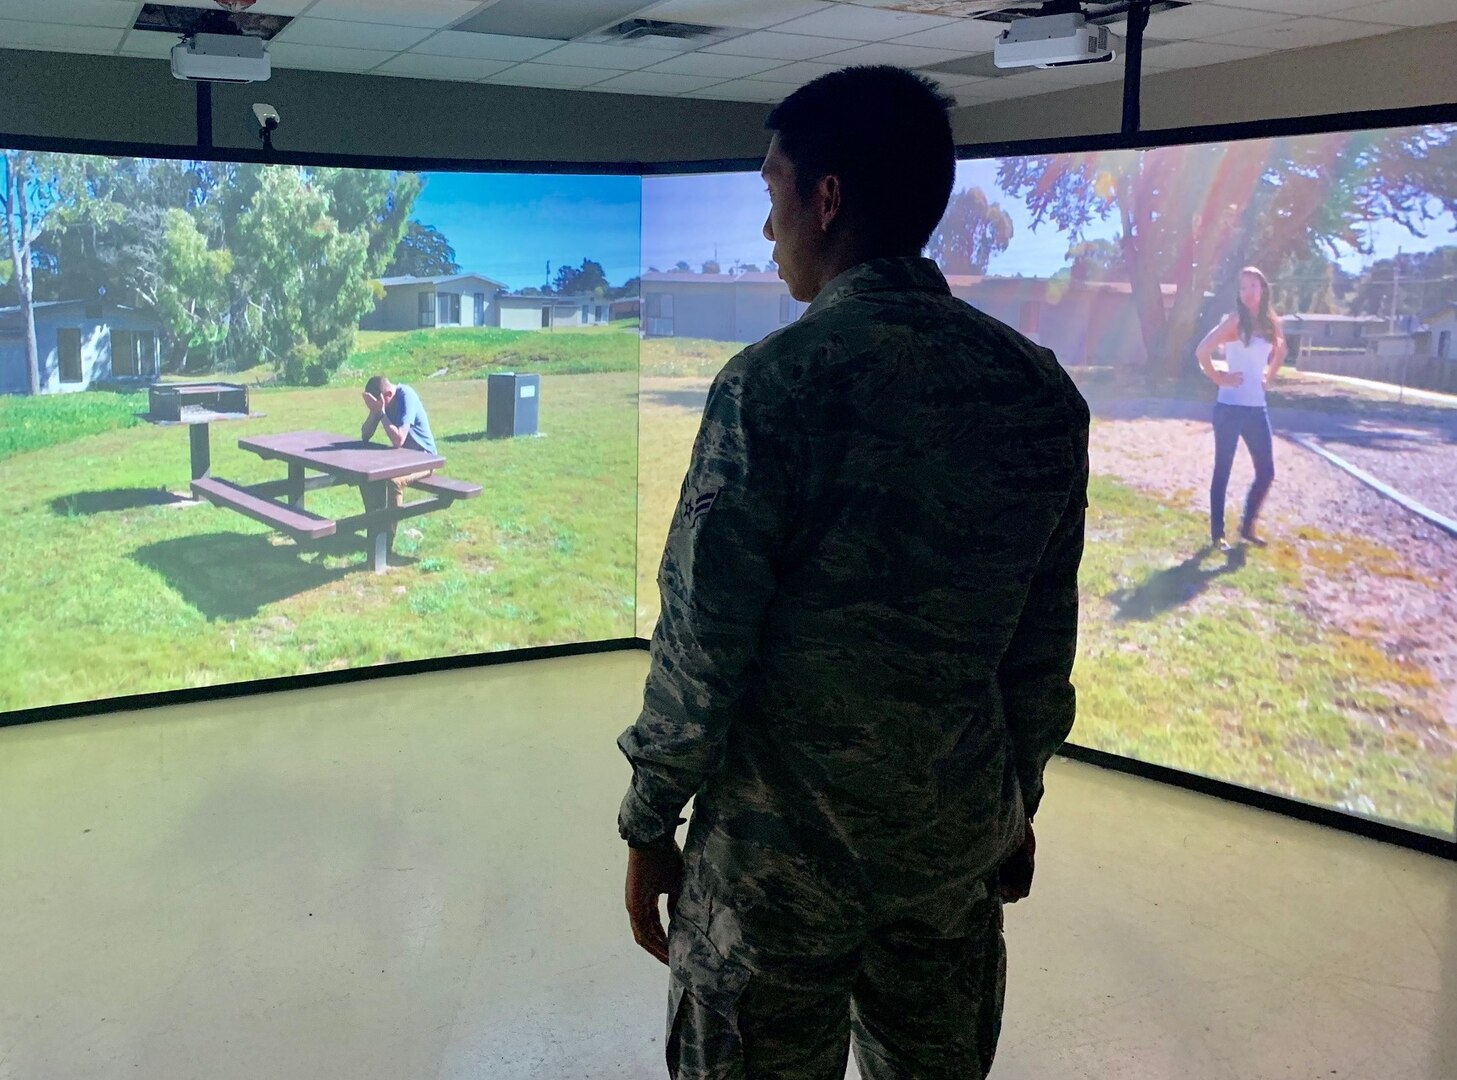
left=1239, top=528, right=1267, bottom=548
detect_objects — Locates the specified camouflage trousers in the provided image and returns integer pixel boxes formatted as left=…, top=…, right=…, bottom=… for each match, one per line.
left=664, top=887, right=1006, bottom=1080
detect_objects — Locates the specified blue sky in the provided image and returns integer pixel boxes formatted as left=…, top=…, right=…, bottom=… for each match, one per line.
left=640, top=153, right=1456, bottom=280
left=410, top=172, right=641, bottom=292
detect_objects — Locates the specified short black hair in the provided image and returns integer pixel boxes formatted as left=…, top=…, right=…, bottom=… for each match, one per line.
left=766, top=65, right=956, bottom=252
left=364, top=374, right=388, bottom=396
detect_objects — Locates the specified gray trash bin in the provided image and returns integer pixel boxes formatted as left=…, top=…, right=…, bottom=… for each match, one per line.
left=486, top=372, right=540, bottom=439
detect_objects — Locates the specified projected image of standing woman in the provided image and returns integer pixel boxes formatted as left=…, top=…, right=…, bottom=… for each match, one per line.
left=1195, top=266, right=1286, bottom=550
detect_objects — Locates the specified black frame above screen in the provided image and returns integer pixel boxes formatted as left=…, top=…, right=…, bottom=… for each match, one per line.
left=3, top=98, right=1454, bottom=861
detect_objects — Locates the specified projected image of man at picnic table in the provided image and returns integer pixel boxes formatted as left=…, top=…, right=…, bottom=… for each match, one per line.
left=360, top=374, right=438, bottom=547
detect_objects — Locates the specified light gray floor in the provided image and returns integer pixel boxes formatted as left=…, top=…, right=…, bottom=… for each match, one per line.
left=1, top=651, right=1452, bottom=1079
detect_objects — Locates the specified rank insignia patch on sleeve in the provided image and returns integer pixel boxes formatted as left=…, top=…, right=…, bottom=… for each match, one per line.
left=682, top=488, right=719, bottom=527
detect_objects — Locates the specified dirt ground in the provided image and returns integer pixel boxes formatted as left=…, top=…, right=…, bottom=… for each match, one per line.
left=1089, top=400, right=1457, bottom=747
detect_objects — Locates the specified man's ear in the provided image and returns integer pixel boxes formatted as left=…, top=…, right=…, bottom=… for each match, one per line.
left=817, top=174, right=842, bottom=234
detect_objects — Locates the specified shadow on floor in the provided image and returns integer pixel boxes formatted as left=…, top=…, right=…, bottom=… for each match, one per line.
left=1108, top=544, right=1248, bottom=622
left=51, top=488, right=195, bottom=517
left=132, top=531, right=354, bottom=621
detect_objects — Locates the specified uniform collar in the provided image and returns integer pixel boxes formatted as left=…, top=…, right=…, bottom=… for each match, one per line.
left=805, top=256, right=950, bottom=317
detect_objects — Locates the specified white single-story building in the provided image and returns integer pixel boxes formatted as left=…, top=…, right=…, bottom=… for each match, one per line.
left=361, top=273, right=508, bottom=332
left=496, top=293, right=614, bottom=331
left=0, top=299, right=163, bottom=395
left=1282, top=313, right=1385, bottom=359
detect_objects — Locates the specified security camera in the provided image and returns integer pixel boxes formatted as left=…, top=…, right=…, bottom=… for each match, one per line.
left=253, top=103, right=280, bottom=150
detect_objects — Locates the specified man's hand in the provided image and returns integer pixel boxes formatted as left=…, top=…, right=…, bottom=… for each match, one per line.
left=625, top=837, right=684, bottom=965
left=998, top=819, right=1035, bottom=904
left=362, top=391, right=383, bottom=415
left=1211, top=370, right=1243, bottom=389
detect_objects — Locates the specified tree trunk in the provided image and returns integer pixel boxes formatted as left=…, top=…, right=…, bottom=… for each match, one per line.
left=7, top=166, right=40, bottom=395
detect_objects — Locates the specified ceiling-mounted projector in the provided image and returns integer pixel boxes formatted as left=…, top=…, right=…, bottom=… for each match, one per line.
left=994, top=12, right=1116, bottom=69
left=171, top=32, right=272, bottom=84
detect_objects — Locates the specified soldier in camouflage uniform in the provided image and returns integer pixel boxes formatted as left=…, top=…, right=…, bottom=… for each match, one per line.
left=619, top=66, right=1089, bottom=1080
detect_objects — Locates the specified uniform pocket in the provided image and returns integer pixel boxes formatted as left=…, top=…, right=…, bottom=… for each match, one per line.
left=665, top=914, right=753, bottom=1079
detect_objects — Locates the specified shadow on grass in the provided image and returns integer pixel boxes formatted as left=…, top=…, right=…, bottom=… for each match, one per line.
left=51, top=488, right=196, bottom=517
left=1108, top=544, right=1248, bottom=622
left=133, top=531, right=353, bottom=621
left=642, top=387, right=712, bottom=413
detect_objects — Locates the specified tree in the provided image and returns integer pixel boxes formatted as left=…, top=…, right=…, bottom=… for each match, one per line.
left=998, top=125, right=1457, bottom=382
left=384, top=221, right=460, bottom=278
left=1066, top=238, right=1125, bottom=282
left=926, top=186, right=1013, bottom=275
left=150, top=209, right=233, bottom=374
left=1349, top=246, right=1457, bottom=324
left=702, top=259, right=721, bottom=274
left=674, top=260, right=691, bottom=273
left=1, top=151, right=83, bottom=394
left=552, top=257, right=609, bottom=297
left=738, top=264, right=762, bottom=274
left=229, top=166, right=376, bottom=380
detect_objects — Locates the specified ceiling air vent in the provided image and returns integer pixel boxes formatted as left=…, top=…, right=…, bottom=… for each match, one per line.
left=583, top=19, right=735, bottom=47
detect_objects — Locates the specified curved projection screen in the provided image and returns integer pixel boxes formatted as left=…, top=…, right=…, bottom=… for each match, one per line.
left=3, top=119, right=1455, bottom=839
left=637, top=121, right=1457, bottom=840
left=0, top=156, right=641, bottom=708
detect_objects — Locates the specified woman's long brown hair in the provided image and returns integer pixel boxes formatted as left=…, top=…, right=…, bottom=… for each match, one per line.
left=1237, top=266, right=1282, bottom=346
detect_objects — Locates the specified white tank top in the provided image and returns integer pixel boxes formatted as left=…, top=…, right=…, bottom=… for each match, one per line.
left=1218, top=334, right=1273, bottom=407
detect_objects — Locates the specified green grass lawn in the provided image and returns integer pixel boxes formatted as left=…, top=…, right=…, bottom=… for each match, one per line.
left=339, top=324, right=639, bottom=385
left=0, top=373, right=637, bottom=713
left=0, top=390, right=146, bottom=460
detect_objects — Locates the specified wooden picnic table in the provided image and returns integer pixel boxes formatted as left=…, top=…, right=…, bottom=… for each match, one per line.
left=189, top=430, right=480, bottom=573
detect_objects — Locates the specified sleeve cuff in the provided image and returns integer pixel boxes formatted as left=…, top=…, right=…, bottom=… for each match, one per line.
left=618, top=782, right=684, bottom=847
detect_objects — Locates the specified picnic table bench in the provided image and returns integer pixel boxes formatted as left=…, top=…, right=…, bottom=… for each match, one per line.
left=190, top=430, right=481, bottom=572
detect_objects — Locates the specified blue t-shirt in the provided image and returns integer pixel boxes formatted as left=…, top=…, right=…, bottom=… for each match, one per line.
left=386, top=384, right=436, bottom=454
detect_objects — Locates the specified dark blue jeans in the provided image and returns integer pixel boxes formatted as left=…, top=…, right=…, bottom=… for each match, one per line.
left=1210, top=403, right=1275, bottom=542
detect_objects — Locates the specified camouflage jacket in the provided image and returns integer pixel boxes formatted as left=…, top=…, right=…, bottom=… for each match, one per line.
left=618, top=256, right=1088, bottom=936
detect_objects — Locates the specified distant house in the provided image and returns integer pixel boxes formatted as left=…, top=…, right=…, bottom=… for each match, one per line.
left=361, top=273, right=508, bottom=332
left=0, top=299, right=163, bottom=395
left=1419, top=302, right=1457, bottom=360
left=1282, top=313, right=1384, bottom=359
left=496, top=293, right=613, bottom=331
left=641, top=272, right=808, bottom=343
left=945, top=276, right=1177, bottom=368
left=640, top=270, right=1173, bottom=366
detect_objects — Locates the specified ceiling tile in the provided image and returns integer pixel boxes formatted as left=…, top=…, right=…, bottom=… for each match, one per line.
left=119, top=29, right=181, bottom=58
left=305, top=0, right=480, bottom=29
left=1141, top=3, right=1293, bottom=40
left=702, top=30, right=851, bottom=60
left=592, top=70, right=725, bottom=93
left=637, top=0, right=834, bottom=31
left=532, top=41, right=688, bottom=70
left=1204, top=14, right=1404, bottom=48
left=770, top=5, right=959, bottom=40
left=750, top=59, right=844, bottom=84
left=1335, top=0, right=1457, bottom=26
left=1207, top=0, right=1370, bottom=14
left=1139, top=38, right=1274, bottom=69
left=483, top=62, right=623, bottom=87
left=0, top=19, right=122, bottom=51
left=642, top=51, right=785, bottom=77
left=375, top=53, right=516, bottom=81
left=915, top=68, right=990, bottom=88
left=683, top=78, right=791, bottom=101
left=267, top=42, right=397, bottom=72
left=815, top=41, right=977, bottom=67
left=276, top=17, right=432, bottom=51
left=890, top=18, right=1004, bottom=52
left=0, top=0, right=135, bottom=28
left=410, top=30, right=560, bottom=61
